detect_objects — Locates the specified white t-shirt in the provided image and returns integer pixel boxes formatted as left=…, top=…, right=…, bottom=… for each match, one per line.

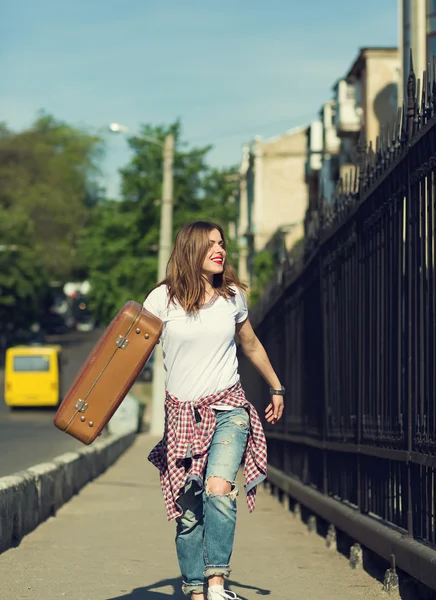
left=143, top=284, right=248, bottom=406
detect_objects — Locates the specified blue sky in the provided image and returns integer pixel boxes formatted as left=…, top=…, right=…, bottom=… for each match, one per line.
left=2, top=0, right=398, bottom=199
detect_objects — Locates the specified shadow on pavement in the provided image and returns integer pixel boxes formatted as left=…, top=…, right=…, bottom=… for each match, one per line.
left=106, top=577, right=271, bottom=599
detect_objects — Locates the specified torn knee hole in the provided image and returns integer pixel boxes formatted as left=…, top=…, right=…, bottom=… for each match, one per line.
left=206, top=476, right=237, bottom=498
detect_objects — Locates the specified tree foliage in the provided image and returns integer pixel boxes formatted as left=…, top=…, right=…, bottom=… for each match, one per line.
left=0, top=115, right=238, bottom=334
left=0, top=113, right=103, bottom=335
left=0, top=211, right=48, bottom=332
left=249, top=237, right=306, bottom=307
left=0, top=113, right=103, bottom=280
left=79, top=121, right=238, bottom=325
left=249, top=250, right=276, bottom=307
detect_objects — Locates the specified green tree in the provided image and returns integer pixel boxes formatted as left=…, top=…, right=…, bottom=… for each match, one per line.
left=249, top=250, right=276, bottom=307
left=0, top=114, right=103, bottom=337
left=0, top=207, right=49, bottom=340
left=0, top=113, right=103, bottom=281
left=79, top=121, right=238, bottom=325
left=248, top=237, right=305, bottom=307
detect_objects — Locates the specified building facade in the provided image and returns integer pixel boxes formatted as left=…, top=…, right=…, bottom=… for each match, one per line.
left=237, top=126, right=308, bottom=286
left=336, top=48, right=399, bottom=183
left=305, top=47, right=399, bottom=215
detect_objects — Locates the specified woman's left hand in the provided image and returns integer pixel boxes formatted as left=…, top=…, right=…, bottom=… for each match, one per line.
left=265, top=395, right=284, bottom=424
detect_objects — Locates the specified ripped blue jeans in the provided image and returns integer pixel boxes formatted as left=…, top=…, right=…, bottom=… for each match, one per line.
left=175, top=407, right=250, bottom=596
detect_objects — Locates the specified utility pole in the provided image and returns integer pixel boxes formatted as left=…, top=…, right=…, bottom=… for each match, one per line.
left=150, top=133, right=174, bottom=435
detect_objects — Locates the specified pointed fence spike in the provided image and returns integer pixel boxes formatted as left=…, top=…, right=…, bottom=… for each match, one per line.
left=362, top=152, right=369, bottom=188
left=421, top=71, right=427, bottom=119
left=395, top=106, right=402, bottom=144
left=378, top=130, right=384, bottom=171
left=374, top=135, right=383, bottom=176
left=415, top=78, right=421, bottom=132
left=386, top=122, right=392, bottom=152
left=423, top=70, right=427, bottom=103
left=401, top=101, right=407, bottom=142
left=383, top=125, right=389, bottom=156
left=353, top=162, right=358, bottom=194
left=367, top=142, right=374, bottom=182
left=379, top=130, right=385, bottom=171
left=357, top=126, right=366, bottom=187
left=383, top=124, right=390, bottom=164
left=371, top=142, right=377, bottom=175
left=364, top=149, right=370, bottom=187
left=407, top=65, right=417, bottom=139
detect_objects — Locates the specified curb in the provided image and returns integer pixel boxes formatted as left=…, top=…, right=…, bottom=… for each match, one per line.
left=0, top=430, right=136, bottom=554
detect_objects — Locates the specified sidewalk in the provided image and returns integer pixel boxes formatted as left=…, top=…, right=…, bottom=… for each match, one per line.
left=0, top=434, right=382, bottom=600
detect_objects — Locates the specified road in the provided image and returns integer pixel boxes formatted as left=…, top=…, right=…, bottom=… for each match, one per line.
left=0, top=330, right=101, bottom=478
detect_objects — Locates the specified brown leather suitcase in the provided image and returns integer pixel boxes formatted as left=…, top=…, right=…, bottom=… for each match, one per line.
left=54, top=300, right=162, bottom=445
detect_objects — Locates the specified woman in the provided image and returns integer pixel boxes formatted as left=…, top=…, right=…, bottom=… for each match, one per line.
left=144, top=221, right=285, bottom=600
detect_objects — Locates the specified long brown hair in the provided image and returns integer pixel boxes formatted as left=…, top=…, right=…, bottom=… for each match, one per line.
left=159, top=221, right=247, bottom=313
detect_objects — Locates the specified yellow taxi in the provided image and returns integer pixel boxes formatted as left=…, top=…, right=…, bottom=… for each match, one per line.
left=4, top=345, right=64, bottom=408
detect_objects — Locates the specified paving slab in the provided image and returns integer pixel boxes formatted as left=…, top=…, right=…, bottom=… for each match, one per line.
left=0, top=434, right=383, bottom=600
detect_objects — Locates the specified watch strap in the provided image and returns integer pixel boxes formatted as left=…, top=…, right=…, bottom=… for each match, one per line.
left=269, top=386, right=285, bottom=396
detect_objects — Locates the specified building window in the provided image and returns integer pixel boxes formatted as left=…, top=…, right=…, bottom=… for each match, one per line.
left=329, top=103, right=337, bottom=128
left=346, top=83, right=355, bottom=100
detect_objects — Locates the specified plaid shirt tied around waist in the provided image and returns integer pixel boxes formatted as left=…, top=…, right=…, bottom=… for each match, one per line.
left=148, top=382, right=268, bottom=521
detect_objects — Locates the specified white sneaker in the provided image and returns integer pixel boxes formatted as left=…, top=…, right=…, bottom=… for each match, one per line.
left=207, top=586, right=240, bottom=600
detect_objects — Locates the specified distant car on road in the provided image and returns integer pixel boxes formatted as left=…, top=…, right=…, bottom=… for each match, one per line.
left=40, top=287, right=74, bottom=334
left=72, top=294, right=95, bottom=332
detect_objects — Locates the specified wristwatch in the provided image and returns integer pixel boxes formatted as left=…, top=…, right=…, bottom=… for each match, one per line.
left=269, top=385, right=286, bottom=396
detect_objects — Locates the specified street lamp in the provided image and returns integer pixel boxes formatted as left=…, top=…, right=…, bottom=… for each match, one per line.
left=109, top=122, right=175, bottom=435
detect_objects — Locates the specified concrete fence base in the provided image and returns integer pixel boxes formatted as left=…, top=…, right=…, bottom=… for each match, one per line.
left=0, top=430, right=136, bottom=554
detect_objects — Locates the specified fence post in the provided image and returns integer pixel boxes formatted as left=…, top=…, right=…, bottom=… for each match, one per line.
left=405, top=53, right=416, bottom=538
left=319, top=251, right=329, bottom=495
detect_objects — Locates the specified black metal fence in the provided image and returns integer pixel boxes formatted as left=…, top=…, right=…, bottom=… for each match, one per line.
left=239, top=59, right=436, bottom=589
